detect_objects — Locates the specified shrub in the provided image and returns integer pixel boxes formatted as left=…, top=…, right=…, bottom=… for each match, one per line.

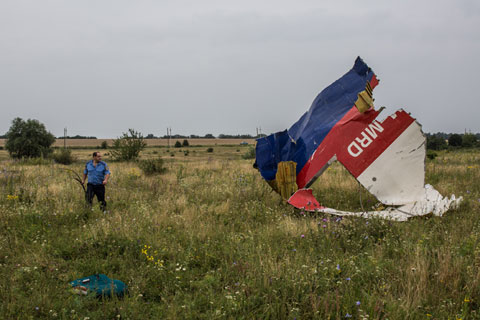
left=182, top=139, right=189, bottom=147
left=52, top=148, right=76, bottom=165
left=111, top=129, right=147, bottom=161
left=206, top=147, right=214, bottom=153
left=242, top=147, right=256, bottom=159
left=100, top=140, right=108, bottom=149
left=426, top=150, right=438, bottom=160
left=5, top=117, right=55, bottom=159
left=174, top=141, right=182, bottom=148
left=184, top=150, right=189, bottom=156
left=138, top=158, right=166, bottom=175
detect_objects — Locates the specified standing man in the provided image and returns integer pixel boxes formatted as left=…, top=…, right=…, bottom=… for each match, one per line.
left=82, top=151, right=111, bottom=211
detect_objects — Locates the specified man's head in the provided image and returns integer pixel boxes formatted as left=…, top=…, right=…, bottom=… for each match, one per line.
left=93, top=152, right=102, bottom=162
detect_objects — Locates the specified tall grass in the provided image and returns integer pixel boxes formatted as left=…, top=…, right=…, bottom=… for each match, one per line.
left=0, top=149, right=478, bottom=318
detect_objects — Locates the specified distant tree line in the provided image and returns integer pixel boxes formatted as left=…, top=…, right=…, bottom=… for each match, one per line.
left=145, top=133, right=213, bottom=139
left=145, top=133, right=265, bottom=139
left=426, top=132, right=479, bottom=150
left=56, top=135, right=97, bottom=139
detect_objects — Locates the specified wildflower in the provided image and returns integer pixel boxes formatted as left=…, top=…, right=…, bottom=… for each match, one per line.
left=336, top=264, right=341, bottom=271
left=356, top=301, right=361, bottom=306
left=345, top=313, right=352, bottom=318
left=35, top=307, right=39, bottom=311
left=426, top=314, right=432, bottom=317
left=464, top=297, right=470, bottom=302
left=301, top=234, right=305, bottom=238
left=322, top=218, right=328, bottom=222
left=335, top=217, right=342, bottom=222
left=6, top=194, right=18, bottom=201
left=346, top=277, right=351, bottom=281
left=322, top=225, right=327, bottom=228
left=292, top=249, right=297, bottom=252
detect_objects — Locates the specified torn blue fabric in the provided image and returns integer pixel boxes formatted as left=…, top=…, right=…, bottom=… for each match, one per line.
left=255, top=57, right=376, bottom=181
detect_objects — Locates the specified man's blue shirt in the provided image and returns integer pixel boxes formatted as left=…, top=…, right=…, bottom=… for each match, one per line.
left=84, top=160, right=111, bottom=185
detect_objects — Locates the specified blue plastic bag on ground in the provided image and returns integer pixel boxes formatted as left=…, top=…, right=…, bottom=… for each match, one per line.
left=70, top=274, right=127, bottom=298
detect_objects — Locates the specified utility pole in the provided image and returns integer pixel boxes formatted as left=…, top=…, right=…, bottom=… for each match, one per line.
left=167, top=127, right=172, bottom=148
left=64, top=127, right=67, bottom=149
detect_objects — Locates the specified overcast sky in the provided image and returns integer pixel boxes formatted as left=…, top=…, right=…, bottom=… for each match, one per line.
left=1, top=0, right=479, bottom=138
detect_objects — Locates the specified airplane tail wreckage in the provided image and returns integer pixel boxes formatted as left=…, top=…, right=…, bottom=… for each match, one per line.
left=255, top=57, right=461, bottom=221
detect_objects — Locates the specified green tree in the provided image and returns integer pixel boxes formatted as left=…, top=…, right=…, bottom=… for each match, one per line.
left=174, top=141, right=182, bottom=148
left=426, top=134, right=447, bottom=150
left=111, top=129, right=146, bottom=161
left=5, top=117, right=55, bottom=159
left=462, top=133, right=477, bottom=148
left=182, top=139, right=189, bottom=147
left=448, top=134, right=462, bottom=147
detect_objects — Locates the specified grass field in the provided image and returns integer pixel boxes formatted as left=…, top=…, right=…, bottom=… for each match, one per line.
left=0, top=147, right=479, bottom=319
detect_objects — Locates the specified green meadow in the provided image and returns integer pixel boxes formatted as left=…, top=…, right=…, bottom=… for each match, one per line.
left=0, top=146, right=479, bottom=319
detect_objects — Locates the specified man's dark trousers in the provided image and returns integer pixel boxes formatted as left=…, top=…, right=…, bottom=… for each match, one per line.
left=86, top=183, right=106, bottom=210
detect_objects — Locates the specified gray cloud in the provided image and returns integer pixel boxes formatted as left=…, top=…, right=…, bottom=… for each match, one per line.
left=1, top=0, right=479, bottom=137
